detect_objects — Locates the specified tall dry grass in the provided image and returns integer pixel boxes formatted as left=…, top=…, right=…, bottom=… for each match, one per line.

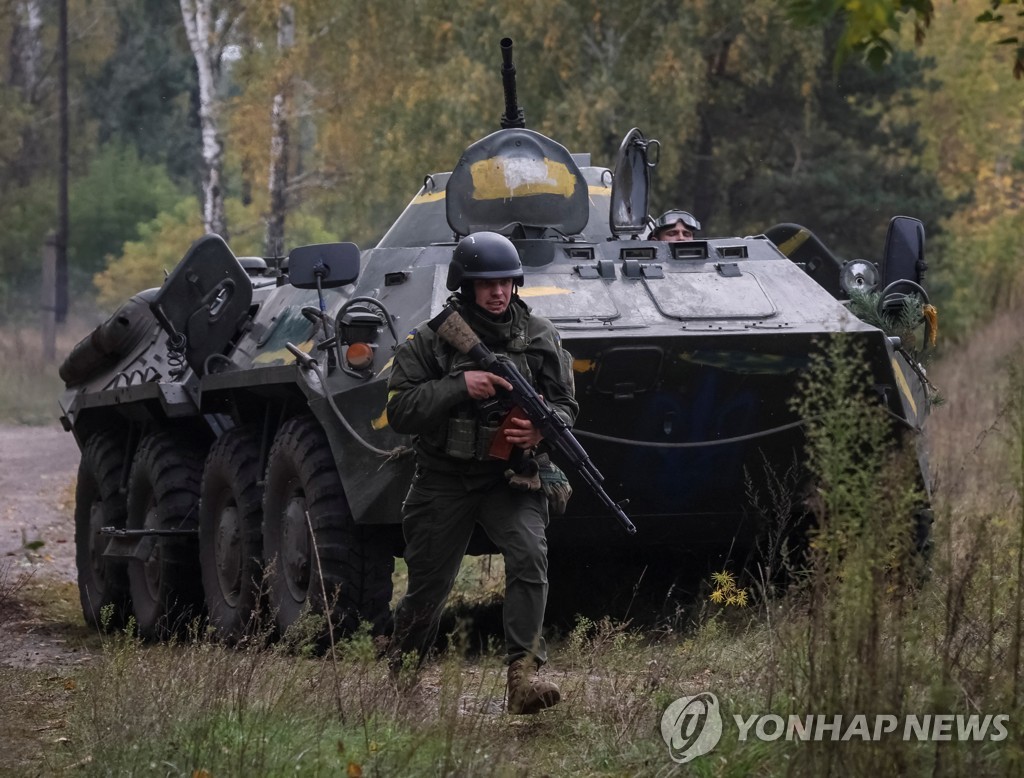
left=721, top=313, right=1024, bottom=775
left=0, top=313, right=97, bottom=425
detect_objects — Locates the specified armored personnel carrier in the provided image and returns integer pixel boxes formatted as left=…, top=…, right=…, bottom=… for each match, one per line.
left=59, top=39, right=934, bottom=639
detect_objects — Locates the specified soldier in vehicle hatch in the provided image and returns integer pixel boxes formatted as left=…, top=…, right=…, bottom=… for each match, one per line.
left=385, top=231, right=578, bottom=715
left=650, top=209, right=701, bottom=241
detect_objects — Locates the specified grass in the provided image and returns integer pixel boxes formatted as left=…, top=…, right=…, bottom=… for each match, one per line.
left=6, top=308, right=1024, bottom=775
left=0, top=314, right=95, bottom=424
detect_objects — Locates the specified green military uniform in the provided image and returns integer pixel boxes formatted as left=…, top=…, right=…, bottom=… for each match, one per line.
left=386, top=295, right=578, bottom=666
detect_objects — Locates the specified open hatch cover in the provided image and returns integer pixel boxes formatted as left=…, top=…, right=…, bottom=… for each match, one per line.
left=446, top=128, right=589, bottom=238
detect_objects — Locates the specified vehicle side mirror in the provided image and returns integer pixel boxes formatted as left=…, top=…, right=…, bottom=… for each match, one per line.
left=881, top=216, right=925, bottom=288
left=289, top=243, right=360, bottom=289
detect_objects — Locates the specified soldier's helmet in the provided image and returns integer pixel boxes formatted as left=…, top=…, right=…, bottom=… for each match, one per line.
left=651, top=210, right=701, bottom=239
left=446, top=231, right=525, bottom=291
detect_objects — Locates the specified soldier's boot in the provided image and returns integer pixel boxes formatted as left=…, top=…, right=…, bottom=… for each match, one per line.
left=506, top=657, right=561, bottom=715
left=378, top=635, right=420, bottom=690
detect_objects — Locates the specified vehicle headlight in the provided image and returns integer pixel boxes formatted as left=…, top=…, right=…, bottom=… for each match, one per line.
left=840, top=259, right=879, bottom=296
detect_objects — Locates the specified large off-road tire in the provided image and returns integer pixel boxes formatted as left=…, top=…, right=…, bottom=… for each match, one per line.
left=74, top=431, right=131, bottom=628
left=199, top=425, right=265, bottom=643
left=126, top=432, right=205, bottom=640
left=262, top=415, right=394, bottom=641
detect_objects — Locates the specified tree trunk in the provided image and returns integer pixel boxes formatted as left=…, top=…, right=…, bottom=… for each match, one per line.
left=8, top=1, right=44, bottom=188
left=686, top=38, right=733, bottom=230
left=180, top=0, right=227, bottom=239
left=264, top=3, right=295, bottom=257
left=9, top=0, right=42, bottom=95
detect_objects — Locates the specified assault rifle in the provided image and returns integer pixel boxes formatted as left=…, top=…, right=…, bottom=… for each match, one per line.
left=428, top=306, right=637, bottom=535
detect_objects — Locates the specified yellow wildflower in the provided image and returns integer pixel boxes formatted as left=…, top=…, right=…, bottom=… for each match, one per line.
left=711, top=570, right=735, bottom=588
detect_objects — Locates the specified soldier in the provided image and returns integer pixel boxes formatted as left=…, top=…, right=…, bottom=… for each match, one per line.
left=650, top=209, right=701, bottom=241
left=385, top=231, right=578, bottom=715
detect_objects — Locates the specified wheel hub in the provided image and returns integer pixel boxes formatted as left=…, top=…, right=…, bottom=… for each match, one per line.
left=214, top=502, right=242, bottom=606
left=142, top=502, right=162, bottom=600
left=281, top=495, right=310, bottom=603
left=89, top=499, right=107, bottom=586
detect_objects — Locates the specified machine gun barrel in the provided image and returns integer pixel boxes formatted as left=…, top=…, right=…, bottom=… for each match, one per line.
left=429, top=305, right=636, bottom=535
left=499, top=37, right=525, bottom=129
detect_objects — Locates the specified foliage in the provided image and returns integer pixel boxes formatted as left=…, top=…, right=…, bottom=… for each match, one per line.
left=0, top=0, right=970, bottom=317
left=82, top=0, right=199, bottom=182
left=962, top=0, right=1024, bottom=78
left=848, top=289, right=926, bottom=342
left=0, top=177, right=56, bottom=311
left=0, top=0, right=1012, bottom=346
left=900, top=0, right=1024, bottom=340
left=69, top=143, right=186, bottom=277
left=93, top=197, right=205, bottom=309
left=0, top=0, right=126, bottom=315
left=93, top=193, right=337, bottom=309
left=678, top=9, right=951, bottom=257
left=786, top=0, right=935, bottom=69
left=786, top=0, right=1024, bottom=77
left=708, top=569, right=750, bottom=607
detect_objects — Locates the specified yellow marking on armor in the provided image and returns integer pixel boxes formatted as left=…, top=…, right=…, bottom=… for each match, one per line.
left=892, top=357, right=918, bottom=419
left=470, top=157, right=577, bottom=199
left=519, top=286, right=572, bottom=298
left=411, top=191, right=446, bottom=204
left=371, top=409, right=389, bottom=430
left=776, top=229, right=810, bottom=257
left=573, top=359, right=596, bottom=373
left=253, top=339, right=314, bottom=365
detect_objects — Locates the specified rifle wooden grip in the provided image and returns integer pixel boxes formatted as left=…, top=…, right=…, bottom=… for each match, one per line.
left=488, top=406, right=529, bottom=460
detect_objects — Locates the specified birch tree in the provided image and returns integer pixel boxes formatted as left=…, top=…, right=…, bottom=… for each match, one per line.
left=179, top=0, right=234, bottom=239
left=8, top=0, right=44, bottom=187
left=9, top=0, right=42, bottom=97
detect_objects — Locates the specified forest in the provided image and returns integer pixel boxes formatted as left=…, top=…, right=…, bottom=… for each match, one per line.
left=2, top=0, right=1023, bottom=341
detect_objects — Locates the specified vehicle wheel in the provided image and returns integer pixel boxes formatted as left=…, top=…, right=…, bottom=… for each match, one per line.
left=126, top=432, right=205, bottom=640
left=74, top=431, right=131, bottom=628
left=199, top=425, right=265, bottom=642
left=262, top=415, right=394, bottom=642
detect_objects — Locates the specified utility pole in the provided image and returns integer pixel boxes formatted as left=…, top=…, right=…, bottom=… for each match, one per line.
left=56, top=0, right=69, bottom=322
left=42, top=233, right=56, bottom=362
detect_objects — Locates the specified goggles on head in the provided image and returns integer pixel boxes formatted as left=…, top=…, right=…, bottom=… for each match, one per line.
left=653, top=210, right=701, bottom=233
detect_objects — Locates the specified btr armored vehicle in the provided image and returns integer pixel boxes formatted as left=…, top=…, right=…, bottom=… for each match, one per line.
left=59, top=39, right=934, bottom=639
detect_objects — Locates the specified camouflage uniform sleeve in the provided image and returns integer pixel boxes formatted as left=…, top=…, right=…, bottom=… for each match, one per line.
left=386, top=326, right=469, bottom=435
left=532, top=318, right=579, bottom=429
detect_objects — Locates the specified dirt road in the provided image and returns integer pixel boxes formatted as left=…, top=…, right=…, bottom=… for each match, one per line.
left=0, top=423, right=80, bottom=582
left=0, top=423, right=84, bottom=669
